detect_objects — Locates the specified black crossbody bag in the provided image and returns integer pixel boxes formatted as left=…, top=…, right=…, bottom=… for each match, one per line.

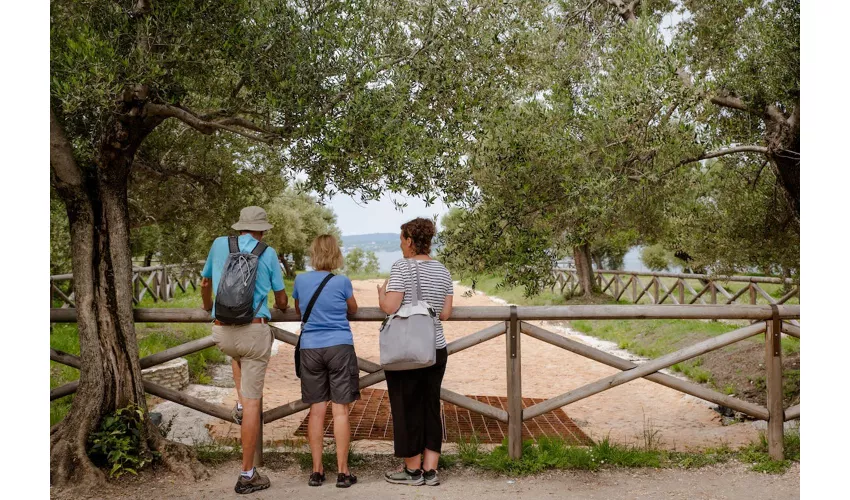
left=295, top=273, right=335, bottom=378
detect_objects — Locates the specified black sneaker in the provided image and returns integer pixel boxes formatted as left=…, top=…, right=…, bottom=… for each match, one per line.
left=234, top=469, right=270, bottom=494
left=384, top=467, right=424, bottom=485
left=336, top=472, right=358, bottom=488
left=308, top=471, right=326, bottom=487
left=423, top=469, right=440, bottom=486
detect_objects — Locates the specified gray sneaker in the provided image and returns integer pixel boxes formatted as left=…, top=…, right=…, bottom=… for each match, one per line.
left=423, top=469, right=440, bottom=486
left=384, top=467, right=424, bottom=486
left=234, top=469, right=270, bottom=494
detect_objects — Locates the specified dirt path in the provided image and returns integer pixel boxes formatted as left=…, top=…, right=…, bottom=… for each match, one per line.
left=206, top=279, right=763, bottom=451
left=51, top=461, right=800, bottom=500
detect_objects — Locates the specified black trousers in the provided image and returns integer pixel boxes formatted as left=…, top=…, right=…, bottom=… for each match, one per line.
left=384, top=348, right=448, bottom=458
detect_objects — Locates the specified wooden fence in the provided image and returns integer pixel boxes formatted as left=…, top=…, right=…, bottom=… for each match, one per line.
left=50, top=304, right=800, bottom=462
left=552, top=268, right=800, bottom=307
left=50, top=262, right=204, bottom=308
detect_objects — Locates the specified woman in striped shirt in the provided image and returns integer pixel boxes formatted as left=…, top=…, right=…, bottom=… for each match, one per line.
left=377, top=217, right=454, bottom=487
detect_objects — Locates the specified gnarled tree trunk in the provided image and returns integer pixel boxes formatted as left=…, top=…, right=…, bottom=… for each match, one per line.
left=50, top=105, right=206, bottom=488
left=573, top=243, right=597, bottom=298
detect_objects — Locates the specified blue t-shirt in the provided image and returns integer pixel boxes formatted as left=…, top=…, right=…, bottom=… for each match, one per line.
left=292, top=271, right=354, bottom=349
left=201, top=234, right=285, bottom=320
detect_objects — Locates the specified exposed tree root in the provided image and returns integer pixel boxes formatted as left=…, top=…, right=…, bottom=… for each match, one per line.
left=50, top=419, right=104, bottom=490
left=147, top=422, right=209, bottom=481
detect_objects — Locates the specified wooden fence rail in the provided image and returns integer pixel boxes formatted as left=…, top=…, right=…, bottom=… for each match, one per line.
left=49, top=304, right=800, bottom=462
left=551, top=268, right=800, bottom=308
left=50, top=262, right=204, bottom=308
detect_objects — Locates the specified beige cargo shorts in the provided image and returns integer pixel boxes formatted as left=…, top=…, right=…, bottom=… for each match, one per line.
left=211, top=323, right=273, bottom=400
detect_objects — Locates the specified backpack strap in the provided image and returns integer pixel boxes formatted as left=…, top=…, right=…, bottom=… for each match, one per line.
left=302, top=273, right=335, bottom=325
left=228, top=236, right=239, bottom=254
left=251, top=241, right=268, bottom=257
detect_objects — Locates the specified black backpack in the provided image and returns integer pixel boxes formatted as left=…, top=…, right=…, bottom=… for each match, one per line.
left=214, top=236, right=268, bottom=324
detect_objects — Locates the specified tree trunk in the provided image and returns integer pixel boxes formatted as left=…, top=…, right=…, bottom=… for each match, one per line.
left=573, top=243, right=597, bottom=297
left=765, top=116, right=800, bottom=218
left=293, top=251, right=306, bottom=271
left=280, top=256, right=295, bottom=279
left=592, top=254, right=604, bottom=271
left=143, top=251, right=154, bottom=267
left=50, top=108, right=206, bottom=488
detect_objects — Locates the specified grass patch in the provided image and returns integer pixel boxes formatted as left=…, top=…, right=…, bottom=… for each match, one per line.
left=195, top=441, right=243, bottom=466
left=441, top=432, right=796, bottom=475
left=458, top=274, right=570, bottom=306
left=738, top=430, right=800, bottom=473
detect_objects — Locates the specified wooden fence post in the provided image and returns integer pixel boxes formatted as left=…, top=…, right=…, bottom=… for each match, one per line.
left=749, top=284, right=757, bottom=305
left=254, top=396, right=264, bottom=467
left=506, top=306, right=522, bottom=459
left=678, top=279, right=685, bottom=305
left=652, top=278, right=660, bottom=304
left=159, top=266, right=169, bottom=302
left=765, top=315, right=784, bottom=460
left=710, top=282, right=717, bottom=305
left=632, top=277, right=638, bottom=303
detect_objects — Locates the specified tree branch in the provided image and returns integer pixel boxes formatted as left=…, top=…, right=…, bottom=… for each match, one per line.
left=605, top=0, right=640, bottom=24
left=133, top=160, right=221, bottom=188
left=50, top=109, right=83, bottom=190
left=692, top=145, right=769, bottom=160
left=764, top=104, right=787, bottom=124
left=629, top=145, right=769, bottom=182
left=710, top=94, right=749, bottom=112
left=787, top=104, right=800, bottom=133
left=132, top=0, right=151, bottom=16
left=143, top=103, right=282, bottom=144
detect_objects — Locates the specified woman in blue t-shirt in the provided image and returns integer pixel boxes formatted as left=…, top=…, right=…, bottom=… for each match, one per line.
left=292, top=235, right=359, bottom=488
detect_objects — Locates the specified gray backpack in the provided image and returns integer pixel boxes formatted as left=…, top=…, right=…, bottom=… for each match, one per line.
left=379, top=259, right=438, bottom=371
left=214, top=236, right=268, bottom=324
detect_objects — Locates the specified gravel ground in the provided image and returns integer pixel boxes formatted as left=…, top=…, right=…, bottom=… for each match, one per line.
left=51, top=460, right=799, bottom=500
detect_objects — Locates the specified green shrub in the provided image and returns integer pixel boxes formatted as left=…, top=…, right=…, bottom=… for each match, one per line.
left=87, top=404, right=155, bottom=478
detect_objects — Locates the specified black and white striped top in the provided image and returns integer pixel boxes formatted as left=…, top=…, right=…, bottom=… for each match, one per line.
left=386, top=258, right=453, bottom=349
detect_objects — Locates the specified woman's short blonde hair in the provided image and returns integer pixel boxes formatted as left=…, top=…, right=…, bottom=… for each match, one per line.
left=309, top=234, right=344, bottom=271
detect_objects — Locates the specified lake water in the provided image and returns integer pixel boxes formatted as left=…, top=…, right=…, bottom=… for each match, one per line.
left=346, top=246, right=681, bottom=274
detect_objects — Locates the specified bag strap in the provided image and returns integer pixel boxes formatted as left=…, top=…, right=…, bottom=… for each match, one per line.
left=406, top=259, right=423, bottom=306
left=251, top=241, right=268, bottom=257
left=228, top=236, right=239, bottom=253
left=302, top=273, right=335, bottom=325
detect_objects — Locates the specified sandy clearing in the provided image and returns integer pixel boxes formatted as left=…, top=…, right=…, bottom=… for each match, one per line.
left=205, top=279, right=764, bottom=451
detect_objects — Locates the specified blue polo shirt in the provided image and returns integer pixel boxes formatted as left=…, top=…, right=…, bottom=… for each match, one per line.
left=201, top=234, right=285, bottom=320
left=292, top=271, right=354, bottom=349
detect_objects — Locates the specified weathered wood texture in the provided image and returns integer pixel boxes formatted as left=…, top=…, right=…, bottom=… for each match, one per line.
left=520, top=322, right=770, bottom=420
left=50, top=304, right=801, bottom=323
left=765, top=318, right=785, bottom=460
left=506, top=307, right=522, bottom=459
left=51, top=262, right=204, bottom=306
left=50, top=305, right=799, bottom=461
left=523, top=323, right=766, bottom=420
left=550, top=268, right=800, bottom=307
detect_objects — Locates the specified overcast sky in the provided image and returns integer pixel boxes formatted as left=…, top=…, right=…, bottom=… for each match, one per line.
left=330, top=193, right=451, bottom=235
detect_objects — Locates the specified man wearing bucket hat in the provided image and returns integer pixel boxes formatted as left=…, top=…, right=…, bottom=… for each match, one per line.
left=201, top=206, right=288, bottom=494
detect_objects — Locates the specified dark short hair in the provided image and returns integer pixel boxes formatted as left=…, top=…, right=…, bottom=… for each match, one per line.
left=400, top=218, right=436, bottom=255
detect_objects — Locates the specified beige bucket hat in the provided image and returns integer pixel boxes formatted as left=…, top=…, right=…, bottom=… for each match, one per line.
left=231, top=206, right=274, bottom=232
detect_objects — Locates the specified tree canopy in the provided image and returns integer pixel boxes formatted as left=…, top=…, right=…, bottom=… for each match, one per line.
left=439, top=0, right=799, bottom=294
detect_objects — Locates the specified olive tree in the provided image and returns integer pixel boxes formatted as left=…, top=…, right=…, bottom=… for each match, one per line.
left=50, top=0, right=541, bottom=485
